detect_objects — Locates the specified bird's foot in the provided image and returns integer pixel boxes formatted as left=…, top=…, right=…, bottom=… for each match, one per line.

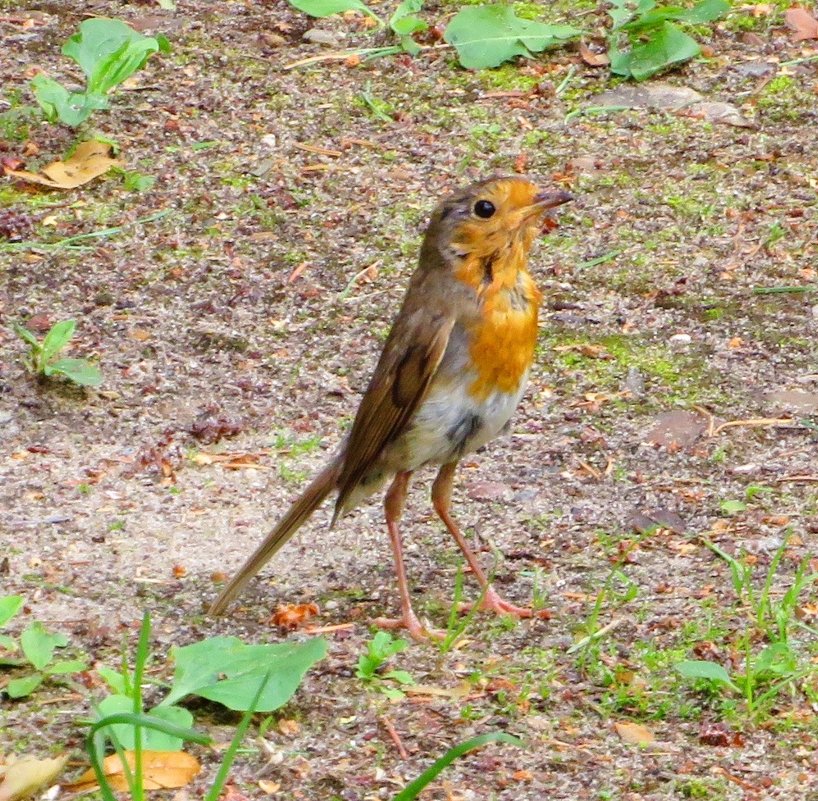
left=462, top=586, right=551, bottom=620
left=373, top=611, right=445, bottom=642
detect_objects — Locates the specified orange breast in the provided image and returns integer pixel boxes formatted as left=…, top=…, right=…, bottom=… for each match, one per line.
left=455, top=246, right=541, bottom=401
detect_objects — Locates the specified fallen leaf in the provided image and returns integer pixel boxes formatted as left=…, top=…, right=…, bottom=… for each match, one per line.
left=614, top=721, right=655, bottom=745
left=65, top=751, right=200, bottom=793
left=4, top=141, right=120, bottom=189
left=579, top=40, right=609, bottom=66
left=698, top=721, right=744, bottom=747
left=271, top=602, right=319, bottom=630
left=0, top=754, right=67, bottom=801
left=278, top=718, right=300, bottom=736
left=785, top=6, right=818, bottom=41
left=258, top=780, right=281, bottom=793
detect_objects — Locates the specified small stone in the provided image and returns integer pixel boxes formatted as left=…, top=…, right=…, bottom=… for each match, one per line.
left=669, top=333, right=692, bottom=347
left=303, top=28, right=342, bottom=47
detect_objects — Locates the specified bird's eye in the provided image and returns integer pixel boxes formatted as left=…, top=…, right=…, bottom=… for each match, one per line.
left=473, top=199, right=496, bottom=219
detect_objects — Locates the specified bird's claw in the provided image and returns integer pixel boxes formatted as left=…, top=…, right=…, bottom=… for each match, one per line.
left=373, top=612, right=445, bottom=642
left=460, top=586, right=550, bottom=620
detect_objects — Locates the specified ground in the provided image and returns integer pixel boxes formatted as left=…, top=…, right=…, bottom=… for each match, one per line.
left=1, top=0, right=818, bottom=799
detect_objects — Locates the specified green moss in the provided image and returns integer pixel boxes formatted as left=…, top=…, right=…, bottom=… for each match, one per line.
left=757, top=75, right=813, bottom=121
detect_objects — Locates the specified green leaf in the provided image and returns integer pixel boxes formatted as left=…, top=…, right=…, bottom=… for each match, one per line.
left=20, top=622, right=68, bottom=670
left=675, top=0, right=730, bottom=24
left=383, top=669, right=414, bottom=685
left=720, top=499, right=747, bottom=514
left=44, top=658, right=87, bottom=674
left=609, top=21, right=700, bottom=81
left=161, top=635, right=327, bottom=712
left=0, top=634, right=18, bottom=651
left=390, top=0, right=427, bottom=35
left=7, top=673, right=44, bottom=698
left=122, top=171, right=156, bottom=192
left=97, top=664, right=128, bottom=694
left=96, top=695, right=194, bottom=750
left=609, top=0, right=655, bottom=28
left=288, top=0, right=381, bottom=22
left=30, top=75, right=107, bottom=126
left=674, top=659, right=739, bottom=691
left=444, top=5, right=580, bottom=69
left=63, top=18, right=163, bottom=96
left=40, top=320, right=76, bottom=363
left=48, top=358, right=103, bottom=387
left=753, top=642, right=796, bottom=677
left=392, top=732, right=524, bottom=801
left=0, top=595, right=24, bottom=627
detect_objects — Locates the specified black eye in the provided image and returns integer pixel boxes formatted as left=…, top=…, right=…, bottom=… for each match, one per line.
left=473, top=199, right=496, bottom=219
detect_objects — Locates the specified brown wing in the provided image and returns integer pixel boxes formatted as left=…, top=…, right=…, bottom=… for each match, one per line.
left=334, top=305, right=455, bottom=513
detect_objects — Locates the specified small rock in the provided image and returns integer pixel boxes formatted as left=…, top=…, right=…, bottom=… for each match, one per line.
left=646, top=410, right=708, bottom=449
left=303, top=28, right=342, bottom=47
left=624, top=366, right=645, bottom=398
left=669, top=333, right=692, bottom=347
left=734, top=59, right=776, bottom=77
left=761, top=389, right=818, bottom=414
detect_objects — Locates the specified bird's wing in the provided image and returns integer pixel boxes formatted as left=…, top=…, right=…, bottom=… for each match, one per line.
left=335, top=305, right=455, bottom=512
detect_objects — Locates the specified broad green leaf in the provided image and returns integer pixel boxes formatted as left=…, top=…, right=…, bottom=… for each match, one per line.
left=7, top=673, right=44, bottom=698
left=0, top=634, right=18, bottom=651
left=48, top=358, right=103, bottom=387
left=390, top=0, right=427, bottom=35
left=96, top=695, right=194, bottom=750
left=675, top=659, right=739, bottom=691
left=40, top=320, right=75, bottom=363
left=97, top=664, right=128, bottom=694
left=62, top=18, right=163, bottom=95
left=675, top=0, right=730, bottom=24
left=609, top=21, right=700, bottom=80
left=0, top=594, right=24, bottom=627
left=288, top=0, right=381, bottom=22
left=444, top=5, right=580, bottom=69
left=161, top=635, right=327, bottom=712
left=20, top=622, right=68, bottom=670
left=720, top=499, right=747, bottom=514
left=31, top=75, right=106, bottom=126
left=383, top=669, right=414, bottom=685
left=754, top=642, right=796, bottom=677
left=392, top=733, right=524, bottom=801
left=43, top=658, right=87, bottom=674
left=609, top=0, right=656, bottom=28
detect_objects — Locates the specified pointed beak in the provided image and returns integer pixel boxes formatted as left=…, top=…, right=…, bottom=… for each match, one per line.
left=533, top=188, right=574, bottom=210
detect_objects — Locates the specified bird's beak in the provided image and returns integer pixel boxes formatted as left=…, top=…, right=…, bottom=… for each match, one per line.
left=533, top=188, right=574, bottom=210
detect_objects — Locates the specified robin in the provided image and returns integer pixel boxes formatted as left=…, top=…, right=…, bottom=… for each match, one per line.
left=209, top=176, right=572, bottom=639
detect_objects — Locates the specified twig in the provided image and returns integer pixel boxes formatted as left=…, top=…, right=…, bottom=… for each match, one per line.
left=778, top=475, right=818, bottom=483
left=712, top=417, right=794, bottom=435
left=567, top=617, right=626, bottom=654
left=380, top=716, right=409, bottom=760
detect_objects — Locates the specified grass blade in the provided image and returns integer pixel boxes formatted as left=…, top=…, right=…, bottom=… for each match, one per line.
left=392, top=732, right=523, bottom=801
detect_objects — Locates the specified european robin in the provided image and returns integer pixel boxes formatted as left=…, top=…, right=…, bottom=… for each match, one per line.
left=209, top=176, right=572, bottom=639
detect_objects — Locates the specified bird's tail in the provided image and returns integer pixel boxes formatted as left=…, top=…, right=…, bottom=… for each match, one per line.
left=208, top=459, right=341, bottom=615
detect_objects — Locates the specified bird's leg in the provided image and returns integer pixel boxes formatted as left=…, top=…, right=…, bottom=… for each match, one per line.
left=374, top=471, right=441, bottom=641
left=432, top=462, right=539, bottom=619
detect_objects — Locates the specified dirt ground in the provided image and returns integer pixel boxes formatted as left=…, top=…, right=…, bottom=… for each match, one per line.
left=2, top=1, right=818, bottom=799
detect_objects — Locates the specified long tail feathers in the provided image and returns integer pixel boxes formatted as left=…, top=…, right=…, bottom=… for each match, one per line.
left=208, top=460, right=341, bottom=615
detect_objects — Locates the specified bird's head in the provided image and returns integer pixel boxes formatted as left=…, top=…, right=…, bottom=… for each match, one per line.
left=425, top=176, right=572, bottom=267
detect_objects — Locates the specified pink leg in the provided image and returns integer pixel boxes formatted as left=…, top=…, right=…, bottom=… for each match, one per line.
left=432, top=462, right=544, bottom=619
left=373, top=472, right=442, bottom=641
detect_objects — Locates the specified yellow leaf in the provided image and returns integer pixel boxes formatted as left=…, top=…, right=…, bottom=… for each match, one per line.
left=64, top=750, right=200, bottom=793
left=0, top=754, right=68, bottom=801
left=5, top=141, right=120, bottom=189
left=614, top=721, right=655, bottom=745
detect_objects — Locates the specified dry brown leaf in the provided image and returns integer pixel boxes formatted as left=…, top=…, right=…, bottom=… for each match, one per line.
left=5, top=141, right=120, bottom=189
left=0, top=754, right=68, bottom=801
left=65, top=750, right=200, bottom=793
left=271, top=602, right=319, bottom=630
left=785, top=6, right=818, bottom=40
left=258, top=780, right=281, bottom=793
left=579, top=41, right=609, bottom=66
left=614, top=721, right=655, bottom=745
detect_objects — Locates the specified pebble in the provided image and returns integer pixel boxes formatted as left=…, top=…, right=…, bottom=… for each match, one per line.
left=669, top=333, right=692, bottom=347
left=303, top=28, right=342, bottom=47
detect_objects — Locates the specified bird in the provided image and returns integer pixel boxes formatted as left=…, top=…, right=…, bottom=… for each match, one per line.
left=209, top=175, right=572, bottom=639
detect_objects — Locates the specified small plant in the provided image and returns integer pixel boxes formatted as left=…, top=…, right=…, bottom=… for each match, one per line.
left=607, top=0, right=730, bottom=80
left=392, top=732, right=523, bottom=801
left=287, top=1, right=580, bottom=68
left=13, top=319, right=103, bottom=387
left=356, top=631, right=415, bottom=699
left=32, top=18, right=169, bottom=127
left=0, top=595, right=88, bottom=698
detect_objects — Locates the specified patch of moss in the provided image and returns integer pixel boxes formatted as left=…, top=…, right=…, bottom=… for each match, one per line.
left=757, top=75, right=814, bottom=121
